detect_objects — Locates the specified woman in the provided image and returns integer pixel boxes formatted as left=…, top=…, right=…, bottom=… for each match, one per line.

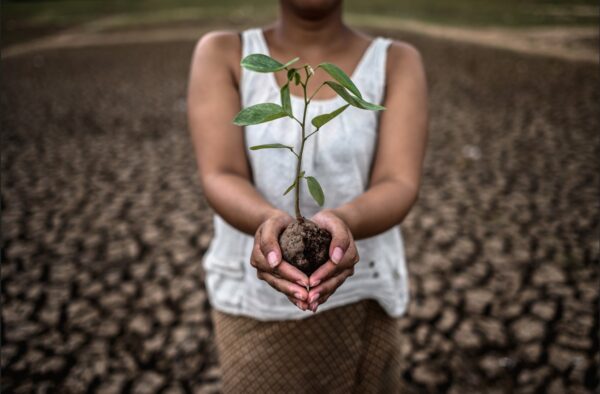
left=187, top=0, right=428, bottom=391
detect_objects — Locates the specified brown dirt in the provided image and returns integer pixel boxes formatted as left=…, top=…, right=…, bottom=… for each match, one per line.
left=279, top=219, right=331, bottom=276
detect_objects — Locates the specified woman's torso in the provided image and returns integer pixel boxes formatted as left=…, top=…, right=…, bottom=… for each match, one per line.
left=202, top=27, right=410, bottom=321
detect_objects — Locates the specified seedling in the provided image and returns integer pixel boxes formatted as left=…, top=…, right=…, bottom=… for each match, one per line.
left=233, top=53, right=385, bottom=275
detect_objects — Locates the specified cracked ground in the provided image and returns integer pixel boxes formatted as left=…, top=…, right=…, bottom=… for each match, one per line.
left=1, top=29, right=599, bottom=393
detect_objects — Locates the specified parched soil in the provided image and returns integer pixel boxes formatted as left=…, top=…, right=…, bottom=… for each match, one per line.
left=1, top=28, right=598, bottom=392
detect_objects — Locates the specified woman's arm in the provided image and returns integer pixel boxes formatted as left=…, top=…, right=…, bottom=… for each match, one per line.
left=187, top=31, right=281, bottom=235
left=331, top=41, right=429, bottom=240
left=306, top=42, right=428, bottom=308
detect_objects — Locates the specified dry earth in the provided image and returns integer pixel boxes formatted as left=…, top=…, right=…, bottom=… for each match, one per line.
left=1, top=27, right=599, bottom=393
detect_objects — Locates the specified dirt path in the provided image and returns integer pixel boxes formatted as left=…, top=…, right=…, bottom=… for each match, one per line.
left=2, top=14, right=598, bottom=63
left=1, top=25, right=599, bottom=393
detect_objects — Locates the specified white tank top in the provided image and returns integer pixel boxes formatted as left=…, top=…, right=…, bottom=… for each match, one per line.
left=202, top=27, right=409, bottom=320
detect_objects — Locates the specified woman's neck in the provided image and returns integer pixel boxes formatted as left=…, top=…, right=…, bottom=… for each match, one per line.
left=271, top=1, right=351, bottom=53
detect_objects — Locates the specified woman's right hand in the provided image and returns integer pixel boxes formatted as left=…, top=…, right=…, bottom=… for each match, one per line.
left=250, top=211, right=310, bottom=311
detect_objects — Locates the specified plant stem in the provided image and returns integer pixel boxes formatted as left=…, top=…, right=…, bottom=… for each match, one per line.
left=294, top=69, right=312, bottom=222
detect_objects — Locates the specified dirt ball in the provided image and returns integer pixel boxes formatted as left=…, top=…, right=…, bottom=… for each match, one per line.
left=279, top=219, right=331, bottom=276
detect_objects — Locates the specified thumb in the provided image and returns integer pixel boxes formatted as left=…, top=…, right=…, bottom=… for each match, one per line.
left=260, top=220, right=287, bottom=268
left=313, top=215, right=350, bottom=265
left=329, top=230, right=349, bottom=264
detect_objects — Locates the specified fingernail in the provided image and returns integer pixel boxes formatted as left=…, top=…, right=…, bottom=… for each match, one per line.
left=310, top=302, right=318, bottom=312
left=267, top=251, right=279, bottom=267
left=295, top=292, right=306, bottom=301
left=295, top=301, right=305, bottom=311
left=297, top=280, right=308, bottom=288
left=310, top=279, right=320, bottom=287
left=332, top=247, right=344, bottom=264
left=309, top=293, right=320, bottom=304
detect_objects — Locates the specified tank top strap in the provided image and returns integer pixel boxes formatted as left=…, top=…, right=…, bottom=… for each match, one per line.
left=353, top=37, right=392, bottom=97
left=240, top=28, right=272, bottom=107
left=241, top=28, right=267, bottom=57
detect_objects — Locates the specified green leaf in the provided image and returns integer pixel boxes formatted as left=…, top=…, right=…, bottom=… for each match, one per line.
left=282, top=57, right=301, bottom=69
left=287, top=69, right=296, bottom=81
left=283, top=180, right=296, bottom=196
left=288, top=69, right=302, bottom=86
left=233, top=103, right=288, bottom=126
left=287, top=69, right=301, bottom=85
left=249, top=143, right=294, bottom=151
left=241, top=54, right=299, bottom=73
left=311, top=104, right=350, bottom=129
left=280, top=83, right=292, bottom=116
left=306, top=176, right=324, bottom=206
left=318, top=63, right=362, bottom=98
left=324, top=81, right=385, bottom=111
left=283, top=171, right=304, bottom=196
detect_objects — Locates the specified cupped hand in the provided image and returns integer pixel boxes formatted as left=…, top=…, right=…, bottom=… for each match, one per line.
left=250, top=210, right=311, bottom=310
left=307, top=210, right=359, bottom=312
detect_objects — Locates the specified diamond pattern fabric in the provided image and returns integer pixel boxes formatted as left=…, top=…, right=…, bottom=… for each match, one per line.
left=212, top=299, right=410, bottom=393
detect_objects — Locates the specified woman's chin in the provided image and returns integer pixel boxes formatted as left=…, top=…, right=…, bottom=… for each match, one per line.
left=281, top=0, right=342, bottom=20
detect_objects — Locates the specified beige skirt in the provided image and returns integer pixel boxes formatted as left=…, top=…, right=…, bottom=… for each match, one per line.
left=211, top=299, right=407, bottom=393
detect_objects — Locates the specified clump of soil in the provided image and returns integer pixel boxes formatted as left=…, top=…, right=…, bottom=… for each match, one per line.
left=279, top=219, right=331, bottom=276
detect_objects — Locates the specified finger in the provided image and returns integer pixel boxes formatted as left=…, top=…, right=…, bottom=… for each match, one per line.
left=308, top=261, right=339, bottom=287
left=259, top=218, right=290, bottom=269
left=274, top=261, right=310, bottom=289
left=308, top=246, right=358, bottom=287
left=317, top=268, right=354, bottom=305
left=308, top=268, right=354, bottom=309
left=252, top=239, right=310, bottom=288
left=287, top=295, right=309, bottom=311
left=258, top=271, right=309, bottom=301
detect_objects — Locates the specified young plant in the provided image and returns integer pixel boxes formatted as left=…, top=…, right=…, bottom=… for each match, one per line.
left=233, top=53, right=385, bottom=275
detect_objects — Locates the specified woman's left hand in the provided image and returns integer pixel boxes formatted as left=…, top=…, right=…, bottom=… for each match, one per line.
left=307, top=210, right=360, bottom=312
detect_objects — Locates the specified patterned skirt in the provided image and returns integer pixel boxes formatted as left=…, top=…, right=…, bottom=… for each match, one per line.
left=211, top=299, right=408, bottom=393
